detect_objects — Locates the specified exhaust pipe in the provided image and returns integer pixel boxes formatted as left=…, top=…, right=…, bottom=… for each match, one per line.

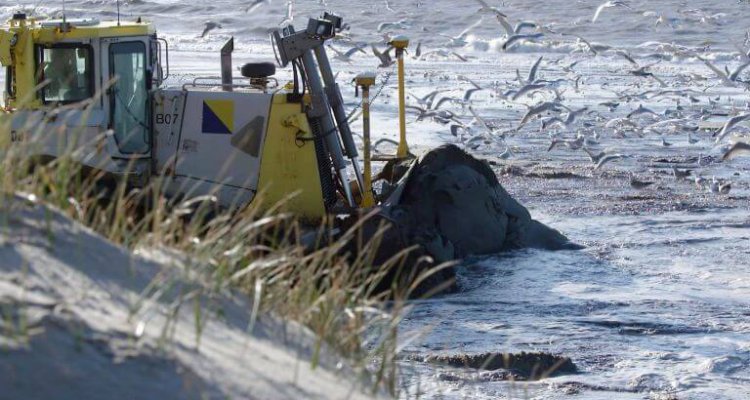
left=221, top=37, right=234, bottom=91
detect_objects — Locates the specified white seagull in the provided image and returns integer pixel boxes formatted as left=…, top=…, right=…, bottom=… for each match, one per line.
left=502, top=32, right=543, bottom=50
left=697, top=56, right=750, bottom=85
left=722, top=141, right=750, bottom=160
left=592, top=1, right=631, bottom=23
left=245, top=0, right=268, bottom=13
left=327, top=44, right=366, bottom=63
left=201, top=21, right=222, bottom=38
left=714, top=113, right=750, bottom=143
left=371, top=44, right=395, bottom=68
left=278, top=1, right=294, bottom=27
left=439, top=17, right=484, bottom=47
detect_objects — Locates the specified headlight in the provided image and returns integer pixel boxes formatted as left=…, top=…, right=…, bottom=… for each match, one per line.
left=9, top=33, right=18, bottom=47
left=306, top=19, right=334, bottom=39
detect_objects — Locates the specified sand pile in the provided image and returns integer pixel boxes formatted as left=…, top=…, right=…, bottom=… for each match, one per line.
left=0, top=195, right=382, bottom=400
left=389, top=145, right=580, bottom=261
left=351, top=145, right=580, bottom=297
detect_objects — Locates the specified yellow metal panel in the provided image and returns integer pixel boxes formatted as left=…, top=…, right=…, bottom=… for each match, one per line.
left=0, top=30, right=13, bottom=66
left=1, top=20, right=153, bottom=43
left=11, top=27, right=39, bottom=109
left=256, top=94, right=326, bottom=221
left=34, top=21, right=154, bottom=43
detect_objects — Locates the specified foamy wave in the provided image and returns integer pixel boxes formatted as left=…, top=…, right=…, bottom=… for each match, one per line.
left=466, top=36, right=586, bottom=55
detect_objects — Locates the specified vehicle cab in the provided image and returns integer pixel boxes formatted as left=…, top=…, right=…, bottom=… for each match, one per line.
left=1, top=13, right=166, bottom=179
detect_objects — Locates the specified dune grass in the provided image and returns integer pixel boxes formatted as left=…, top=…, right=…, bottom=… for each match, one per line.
left=0, top=98, right=444, bottom=396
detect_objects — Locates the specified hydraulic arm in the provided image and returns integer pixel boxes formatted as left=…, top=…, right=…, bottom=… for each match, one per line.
left=273, top=13, right=363, bottom=208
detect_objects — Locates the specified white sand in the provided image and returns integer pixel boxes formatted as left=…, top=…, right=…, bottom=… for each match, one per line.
left=0, top=194, right=383, bottom=400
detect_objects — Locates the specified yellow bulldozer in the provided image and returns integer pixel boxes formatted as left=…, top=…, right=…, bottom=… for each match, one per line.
left=0, top=11, right=408, bottom=221
left=0, top=11, right=577, bottom=275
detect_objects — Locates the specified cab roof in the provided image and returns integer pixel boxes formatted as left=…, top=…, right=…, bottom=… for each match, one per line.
left=3, top=17, right=154, bottom=43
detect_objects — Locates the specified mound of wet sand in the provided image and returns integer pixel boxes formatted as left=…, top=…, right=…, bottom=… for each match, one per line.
left=422, top=351, right=578, bottom=380
left=384, top=145, right=580, bottom=261
left=357, top=145, right=581, bottom=297
left=0, top=195, right=382, bottom=400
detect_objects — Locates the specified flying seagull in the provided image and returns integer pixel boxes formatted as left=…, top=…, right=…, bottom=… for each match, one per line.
left=327, top=44, right=367, bottom=63
left=278, top=0, right=294, bottom=27
left=408, top=89, right=449, bottom=110
left=582, top=147, right=607, bottom=164
left=722, top=141, right=750, bottom=160
left=525, top=55, right=544, bottom=84
left=518, top=101, right=565, bottom=128
left=697, top=56, right=750, bottom=85
left=475, top=0, right=507, bottom=18
left=201, top=21, right=222, bottom=38
left=595, top=153, right=627, bottom=170
left=245, top=0, right=268, bottom=13
left=714, top=113, right=750, bottom=143
left=503, top=32, right=544, bottom=50
left=439, top=17, right=484, bottom=47
left=592, top=1, right=631, bottom=23
left=371, top=44, right=395, bottom=68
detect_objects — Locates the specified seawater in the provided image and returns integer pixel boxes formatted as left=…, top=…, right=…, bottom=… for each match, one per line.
left=2, top=1, right=750, bottom=398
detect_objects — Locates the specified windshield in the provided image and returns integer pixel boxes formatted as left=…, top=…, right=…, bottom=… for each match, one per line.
left=40, top=45, right=94, bottom=103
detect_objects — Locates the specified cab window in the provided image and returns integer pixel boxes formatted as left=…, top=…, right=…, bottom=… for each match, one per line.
left=109, top=41, right=149, bottom=154
left=38, top=45, right=94, bottom=103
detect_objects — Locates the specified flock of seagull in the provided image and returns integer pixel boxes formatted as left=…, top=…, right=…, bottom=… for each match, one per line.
left=200, top=0, right=750, bottom=195
left=344, top=0, right=750, bottom=195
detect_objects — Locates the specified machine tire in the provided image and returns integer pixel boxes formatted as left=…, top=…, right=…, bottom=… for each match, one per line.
left=240, top=62, right=276, bottom=79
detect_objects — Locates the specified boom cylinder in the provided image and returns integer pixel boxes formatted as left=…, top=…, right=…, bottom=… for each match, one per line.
left=300, top=51, right=356, bottom=208
left=272, top=14, right=361, bottom=208
left=313, top=45, right=365, bottom=197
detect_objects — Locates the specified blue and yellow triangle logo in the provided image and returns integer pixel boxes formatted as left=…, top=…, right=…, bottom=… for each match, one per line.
left=202, top=99, right=234, bottom=134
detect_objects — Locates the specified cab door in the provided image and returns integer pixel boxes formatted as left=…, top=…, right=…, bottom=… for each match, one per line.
left=101, top=38, right=151, bottom=155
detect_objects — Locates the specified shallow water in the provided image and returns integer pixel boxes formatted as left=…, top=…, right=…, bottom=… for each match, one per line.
left=3, top=0, right=750, bottom=398
left=398, top=208, right=750, bottom=398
